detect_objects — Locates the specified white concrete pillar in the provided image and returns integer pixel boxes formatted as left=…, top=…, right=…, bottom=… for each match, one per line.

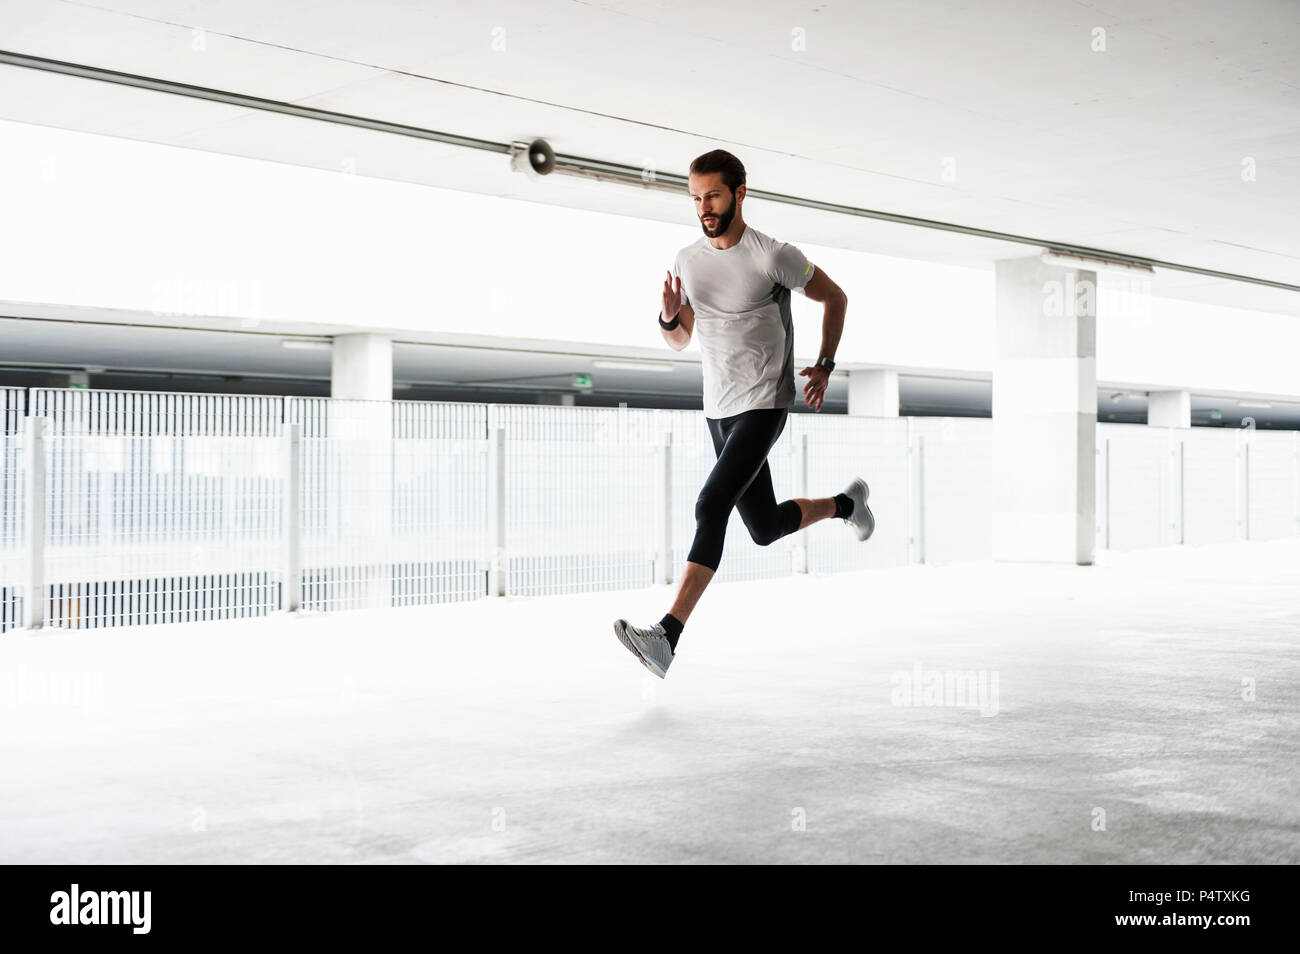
left=993, top=256, right=1096, bottom=565
left=847, top=369, right=899, bottom=417
left=1147, top=389, right=1190, bottom=428
left=331, top=333, right=392, bottom=400
left=23, top=417, right=47, bottom=629
left=329, top=333, right=393, bottom=609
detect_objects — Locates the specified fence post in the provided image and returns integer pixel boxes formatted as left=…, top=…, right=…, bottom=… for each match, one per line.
left=1165, top=431, right=1176, bottom=545
left=1243, top=434, right=1250, bottom=540
left=1239, top=431, right=1251, bottom=541
left=792, top=432, right=809, bottom=574
left=654, top=429, right=673, bottom=585
left=487, top=426, right=506, bottom=597
left=905, top=418, right=916, bottom=564
left=1103, top=437, right=1111, bottom=549
left=1094, top=440, right=1104, bottom=547
left=23, top=416, right=47, bottom=629
left=915, top=434, right=927, bottom=564
left=282, top=422, right=301, bottom=612
left=1176, top=437, right=1186, bottom=545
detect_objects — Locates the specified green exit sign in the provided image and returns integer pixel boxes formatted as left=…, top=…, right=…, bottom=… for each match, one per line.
left=572, top=373, right=593, bottom=388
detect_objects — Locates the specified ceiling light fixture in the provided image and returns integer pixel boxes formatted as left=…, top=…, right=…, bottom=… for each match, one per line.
left=1041, top=250, right=1155, bottom=277
left=591, top=360, right=675, bottom=373
left=280, top=339, right=332, bottom=351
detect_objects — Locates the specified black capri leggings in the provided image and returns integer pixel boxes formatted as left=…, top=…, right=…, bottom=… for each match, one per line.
left=686, top=407, right=804, bottom=572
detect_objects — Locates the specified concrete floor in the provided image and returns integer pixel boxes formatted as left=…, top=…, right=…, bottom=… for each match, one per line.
left=2, top=538, right=1297, bottom=864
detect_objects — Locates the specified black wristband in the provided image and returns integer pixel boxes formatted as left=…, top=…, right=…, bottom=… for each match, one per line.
left=658, top=310, right=680, bottom=330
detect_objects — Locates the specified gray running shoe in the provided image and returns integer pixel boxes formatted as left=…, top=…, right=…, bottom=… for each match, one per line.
left=842, top=476, right=875, bottom=541
left=613, top=618, right=675, bottom=678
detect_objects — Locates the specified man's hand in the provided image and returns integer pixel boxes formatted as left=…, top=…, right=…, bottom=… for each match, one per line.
left=662, top=270, right=682, bottom=319
left=798, top=365, right=830, bottom=411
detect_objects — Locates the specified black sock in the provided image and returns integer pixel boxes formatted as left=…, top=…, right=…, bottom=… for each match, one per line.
left=833, top=492, right=854, bottom=519
left=659, top=613, right=684, bottom=651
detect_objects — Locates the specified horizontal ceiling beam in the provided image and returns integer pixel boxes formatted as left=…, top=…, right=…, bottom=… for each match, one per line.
left=2, top=49, right=1297, bottom=296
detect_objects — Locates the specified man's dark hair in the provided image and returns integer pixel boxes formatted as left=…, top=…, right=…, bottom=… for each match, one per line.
left=689, top=150, right=746, bottom=195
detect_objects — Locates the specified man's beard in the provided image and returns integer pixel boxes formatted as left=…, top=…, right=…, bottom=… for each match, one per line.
left=700, top=197, right=736, bottom=237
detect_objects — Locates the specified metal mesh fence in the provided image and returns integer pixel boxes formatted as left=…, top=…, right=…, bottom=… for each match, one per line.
left=490, top=404, right=660, bottom=597
left=0, top=388, right=25, bottom=632
left=910, top=416, right=994, bottom=564
left=287, top=397, right=488, bottom=612
left=800, top=414, right=912, bottom=574
left=1182, top=427, right=1244, bottom=545
left=1096, top=423, right=1177, bottom=550
left=42, top=431, right=282, bottom=627
left=29, top=389, right=285, bottom=629
left=1244, top=430, right=1299, bottom=541
left=0, top=386, right=1294, bottom=632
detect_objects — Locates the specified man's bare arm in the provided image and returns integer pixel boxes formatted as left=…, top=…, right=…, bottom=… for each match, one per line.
left=801, top=267, right=847, bottom=361
left=661, top=302, right=695, bottom=351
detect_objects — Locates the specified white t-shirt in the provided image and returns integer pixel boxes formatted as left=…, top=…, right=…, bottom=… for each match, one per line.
left=672, top=224, right=816, bottom=419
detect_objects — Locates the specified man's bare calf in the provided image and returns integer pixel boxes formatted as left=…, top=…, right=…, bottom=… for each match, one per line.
left=667, top=497, right=839, bottom=624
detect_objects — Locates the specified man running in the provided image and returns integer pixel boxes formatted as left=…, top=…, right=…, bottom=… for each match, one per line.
left=614, top=149, right=875, bottom=678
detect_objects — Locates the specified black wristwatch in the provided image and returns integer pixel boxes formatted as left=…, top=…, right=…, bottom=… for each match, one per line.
left=658, top=310, right=681, bottom=330
left=816, top=356, right=835, bottom=373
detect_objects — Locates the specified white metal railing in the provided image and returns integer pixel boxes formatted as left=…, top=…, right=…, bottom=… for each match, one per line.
left=1094, top=423, right=1300, bottom=550
left=909, top=416, right=995, bottom=565
left=801, top=414, right=913, bottom=573
left=490, top=403, right=661, bottom=597
left=0, top=386, right=1296, bottom=633
left=288, top=397, right=488, bottom=612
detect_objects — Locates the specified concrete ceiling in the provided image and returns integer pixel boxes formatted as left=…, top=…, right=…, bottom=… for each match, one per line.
left=1, top=0, right=1298, bottom=315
